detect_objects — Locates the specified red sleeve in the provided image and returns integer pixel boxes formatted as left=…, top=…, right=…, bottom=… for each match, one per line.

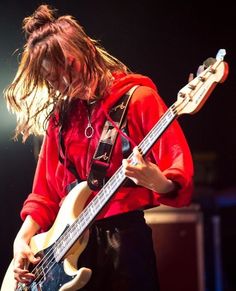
left=20, top=123, right=64, bottom=231
left=128, top=86, right=194, bottom=207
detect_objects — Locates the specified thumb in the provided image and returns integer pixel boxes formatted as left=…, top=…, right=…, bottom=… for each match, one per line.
left=27, top=252, right=41, bottom=265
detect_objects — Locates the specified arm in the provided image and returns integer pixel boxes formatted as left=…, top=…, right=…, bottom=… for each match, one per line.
left=14, top=121, right=64, bottom=283
left=20, top=121, right=64, bottom=231
left=124, top=85, right=194, bottom=207
left=123, top=146, right=177, bottom=194
left=13, top=216, right=41, bottom=284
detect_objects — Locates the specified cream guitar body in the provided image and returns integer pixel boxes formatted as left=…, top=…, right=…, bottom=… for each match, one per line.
left=1, top=181, right=93, bottom=291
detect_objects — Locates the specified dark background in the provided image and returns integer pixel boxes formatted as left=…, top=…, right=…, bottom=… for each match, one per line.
left=0, top=1, right=235, bottom=290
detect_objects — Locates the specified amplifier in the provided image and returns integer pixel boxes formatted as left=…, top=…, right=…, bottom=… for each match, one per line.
left=145, top=204, right=205, bottom=291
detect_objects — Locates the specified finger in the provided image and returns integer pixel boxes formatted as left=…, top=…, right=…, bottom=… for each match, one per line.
left=14, top=267, right=29, bottom=275
left=122, top=160, right=141, bottom=182
left=197, top=64, right=205, bottom=76
left=188, top=73, right=194, bottom=82
left=15, top=249, right=40, bottom=266
left=133, top=147, right=145, bottom=165
left=13, top=254, right=39, bottom=283
left=122, top=159, right=135, bottom=175
left=14, top=255, right=27, bottom=270
left=28, top=253, right=41, bottom=265
left=13, top=268, right=35, bottom=283
left=122, top=158, right=129, bottom=168
left=15, top=273, right=34, bottom=284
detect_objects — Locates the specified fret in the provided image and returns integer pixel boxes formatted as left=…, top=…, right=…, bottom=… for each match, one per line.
left=54, top=246, right=62, bottom=260
left=80, top=209, right=91, bottom=227
left=101, top=186, right=109, bottom=198
left=88, top=202, right=96, bottom=216
left=139, top=108, right=177, bottom=156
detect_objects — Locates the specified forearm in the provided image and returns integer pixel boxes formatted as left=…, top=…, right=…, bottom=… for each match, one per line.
left=151, top=176, right=176, bottom=194
left=14, top=215, right=40, bottom=244
left=144, top=163, right=177, bottom=194
left=123, top=148, right=179, bottom=195
left=13, top=216, right=41, bottom=283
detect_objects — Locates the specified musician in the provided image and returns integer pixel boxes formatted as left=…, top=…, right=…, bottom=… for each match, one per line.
left=5, top=4, right=193, bottom=290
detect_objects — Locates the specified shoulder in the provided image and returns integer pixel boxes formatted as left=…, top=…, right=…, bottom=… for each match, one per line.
left=131, top=85, right=165, bottom=107
left=133, top=85, right=157, bottom=96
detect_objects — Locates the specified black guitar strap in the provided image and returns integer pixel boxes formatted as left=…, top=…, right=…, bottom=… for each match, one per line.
left=87, top=85, right=139, bottom=190
left=59, top=85, right=139, bottom=192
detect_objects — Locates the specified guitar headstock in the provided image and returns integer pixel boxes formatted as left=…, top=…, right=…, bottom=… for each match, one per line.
left=174, top=49, right=229, bottom=116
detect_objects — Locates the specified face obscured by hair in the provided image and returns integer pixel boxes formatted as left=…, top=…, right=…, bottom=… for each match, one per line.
left=41, top=57, right=82, bottom=96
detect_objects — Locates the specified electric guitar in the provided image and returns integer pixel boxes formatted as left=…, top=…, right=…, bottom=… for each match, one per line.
left=1, top=49, right=229, bottom=291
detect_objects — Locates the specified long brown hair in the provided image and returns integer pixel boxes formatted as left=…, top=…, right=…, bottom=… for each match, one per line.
left=5, top=4, right=129, bottom=141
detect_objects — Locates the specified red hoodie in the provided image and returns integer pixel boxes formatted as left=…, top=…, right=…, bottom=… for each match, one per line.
left=21, top=73, right=194, bottom=231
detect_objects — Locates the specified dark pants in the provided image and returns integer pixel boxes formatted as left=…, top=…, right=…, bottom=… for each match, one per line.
left=77, top=210, right=160, bottom=291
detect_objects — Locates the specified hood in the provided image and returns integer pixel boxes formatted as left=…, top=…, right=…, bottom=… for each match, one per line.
left=102, top=72, right=158, bottom=110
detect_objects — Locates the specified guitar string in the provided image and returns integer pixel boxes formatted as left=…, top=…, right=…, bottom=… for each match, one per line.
left=19, top=61, right=221, bottom=288
left=18, top=103, right=178, bottom=290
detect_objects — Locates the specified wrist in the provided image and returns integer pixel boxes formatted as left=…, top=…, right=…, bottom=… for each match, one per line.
left=158, top=180, right=180, bottom=197
left=159, top=179, right=175, bottom=194
left=15, top=215, right=40, bottom=244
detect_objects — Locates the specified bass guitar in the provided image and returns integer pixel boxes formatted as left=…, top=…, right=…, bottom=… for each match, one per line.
left=1, top=49, right=229, bottom=291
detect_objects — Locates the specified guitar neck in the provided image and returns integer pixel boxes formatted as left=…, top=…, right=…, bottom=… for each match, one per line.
left=138, top=104, right=177, bottom=156
left=54, top=104, right=178, bottom=261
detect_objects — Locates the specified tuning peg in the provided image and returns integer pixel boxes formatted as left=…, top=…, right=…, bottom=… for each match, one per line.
left=196, top=64, right=206, bottom=76
left=196, top=57, right=216, bottom=77
left=203, top=57, right=216, bottom=68
left=216, top=49, right=226, bottom=61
